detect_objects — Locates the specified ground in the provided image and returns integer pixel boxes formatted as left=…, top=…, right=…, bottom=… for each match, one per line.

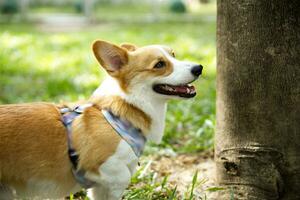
left=0, top=1, right=219, bottom=199
left=126, top=150, right=216, bottom=199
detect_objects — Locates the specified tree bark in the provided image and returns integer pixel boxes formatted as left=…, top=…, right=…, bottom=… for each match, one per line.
left=215, top=0, right=300, bottom=199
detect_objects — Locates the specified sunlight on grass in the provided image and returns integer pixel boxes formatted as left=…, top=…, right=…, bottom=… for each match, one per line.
left=0, top=20, right=216, bottom=152
left=0, top=3, right=216, bottom=197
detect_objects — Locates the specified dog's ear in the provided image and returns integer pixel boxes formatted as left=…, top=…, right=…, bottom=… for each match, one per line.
left=121, top=43, right=137, bottom=52
left=92, top=40, right=128, bottom=75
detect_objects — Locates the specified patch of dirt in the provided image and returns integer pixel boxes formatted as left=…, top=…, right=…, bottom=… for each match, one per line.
left=139, top=150, right=216, bottom=198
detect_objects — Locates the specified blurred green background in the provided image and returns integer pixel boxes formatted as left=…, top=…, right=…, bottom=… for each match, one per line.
left=0, top=0, right=216, bottom=198
left=0, top=0, right=215, bottom=156
left=0, top=0, right=216, bottom=158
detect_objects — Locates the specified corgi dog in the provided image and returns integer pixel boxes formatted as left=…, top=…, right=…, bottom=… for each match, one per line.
left=0, top=40, right=202, bottom=200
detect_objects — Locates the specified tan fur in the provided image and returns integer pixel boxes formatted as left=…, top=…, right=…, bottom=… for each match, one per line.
left=72, top=96, right=151, bottom=173
left=117, top=46, right=174, bottom=92
left=93, top=41, right=174, bottom=93
left=91, top=96, right=151, bottom=133
left=120, top=43, right=137, bottom=51
left=0, top=103, right=76, bottom=193
left=71, top=106, right=121, bottom=174
left=0, top=96, right=150, bottom=194
left=0, top=40, right=180, bottom=198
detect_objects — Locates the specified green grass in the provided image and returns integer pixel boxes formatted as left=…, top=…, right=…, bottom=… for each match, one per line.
left=30, top=5, right=77, bottom=14
left=0, top=21, right=216, bottom=152
left=125, top=164, right=223, bottom=200
left=125, top=164, right=200, bottom=200
left=0, top=3, right=216, bottom=198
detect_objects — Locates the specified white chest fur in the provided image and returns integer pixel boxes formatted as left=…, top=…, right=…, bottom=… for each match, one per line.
left=88, top=77, right=168, bottom=199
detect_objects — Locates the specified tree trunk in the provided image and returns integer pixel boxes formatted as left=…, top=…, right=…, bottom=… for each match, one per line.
left=215, top=0, right=300, bottom=199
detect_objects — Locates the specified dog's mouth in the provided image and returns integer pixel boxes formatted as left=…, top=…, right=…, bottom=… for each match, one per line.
left=153, top=83, right=196, bottom=98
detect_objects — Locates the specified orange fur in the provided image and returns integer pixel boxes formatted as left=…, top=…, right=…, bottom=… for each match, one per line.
left=0, top=103, right=76, bottom=194
left=90, top=96, right=151, bottom=133
left=0, top=40, right=184, bottom=199
left=117, top=46, right=174, bottom=92
left=71, top=106, right=121, bottom=173
left=92, top=41, right=175, bottom=93
left=72, top=96, right=151, bottom=173
left=0, top=96, right=151, bottom=194
left=120, top=43, right=137, bottom=51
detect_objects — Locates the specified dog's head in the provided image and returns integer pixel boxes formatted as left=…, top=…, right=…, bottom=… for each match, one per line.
left=92, top=40, right=202, bottom=100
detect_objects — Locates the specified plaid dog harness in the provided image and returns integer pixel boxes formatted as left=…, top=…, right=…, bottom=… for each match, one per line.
left=60, top=104, right=146, bottom=188
left=101, top=109, right=146, bottom=157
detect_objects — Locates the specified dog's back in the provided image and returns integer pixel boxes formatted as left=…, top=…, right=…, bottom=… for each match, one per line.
left=0, top=103, right=78, bottom=197
left=0, top=102, right=124, bottom=198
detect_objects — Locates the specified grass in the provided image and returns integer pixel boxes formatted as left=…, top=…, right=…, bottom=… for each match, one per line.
left=0, top=21, right=216, bottom=153
left=0, top=2, right=216, bottom=199
left=125, top=164, right=202, bottom=200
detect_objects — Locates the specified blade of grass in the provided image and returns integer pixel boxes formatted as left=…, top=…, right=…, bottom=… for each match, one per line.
left=189, top=171, right=198, bottom=200
left=168, top=185, right=177, bottom=200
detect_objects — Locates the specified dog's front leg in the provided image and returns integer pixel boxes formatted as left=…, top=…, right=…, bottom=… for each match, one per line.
left=87, top=159, right=131, bottom=200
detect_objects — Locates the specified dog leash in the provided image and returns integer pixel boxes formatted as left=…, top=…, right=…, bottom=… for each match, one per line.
left=60, top=103, right=146, bottom=188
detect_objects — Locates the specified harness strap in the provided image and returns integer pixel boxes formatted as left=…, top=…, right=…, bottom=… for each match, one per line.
left=61, top=104, right=95, bottom=189
left=60, top=103, right=146, bottom=189
left=101, top=109, right=146, bottom=157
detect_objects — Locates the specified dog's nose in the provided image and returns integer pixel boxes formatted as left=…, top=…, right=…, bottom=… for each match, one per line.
left=191, top=65, right=203, bottom=77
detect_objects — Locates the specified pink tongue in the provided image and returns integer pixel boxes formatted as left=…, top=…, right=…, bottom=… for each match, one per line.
left=174, top=86, right=188, bottom=93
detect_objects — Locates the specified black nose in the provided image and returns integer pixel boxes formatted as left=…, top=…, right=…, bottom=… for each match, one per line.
left=191, top=65, right=203, bottom=77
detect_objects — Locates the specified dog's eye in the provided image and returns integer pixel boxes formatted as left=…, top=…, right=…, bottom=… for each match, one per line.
left=154, top=61, right=166, bottom=69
